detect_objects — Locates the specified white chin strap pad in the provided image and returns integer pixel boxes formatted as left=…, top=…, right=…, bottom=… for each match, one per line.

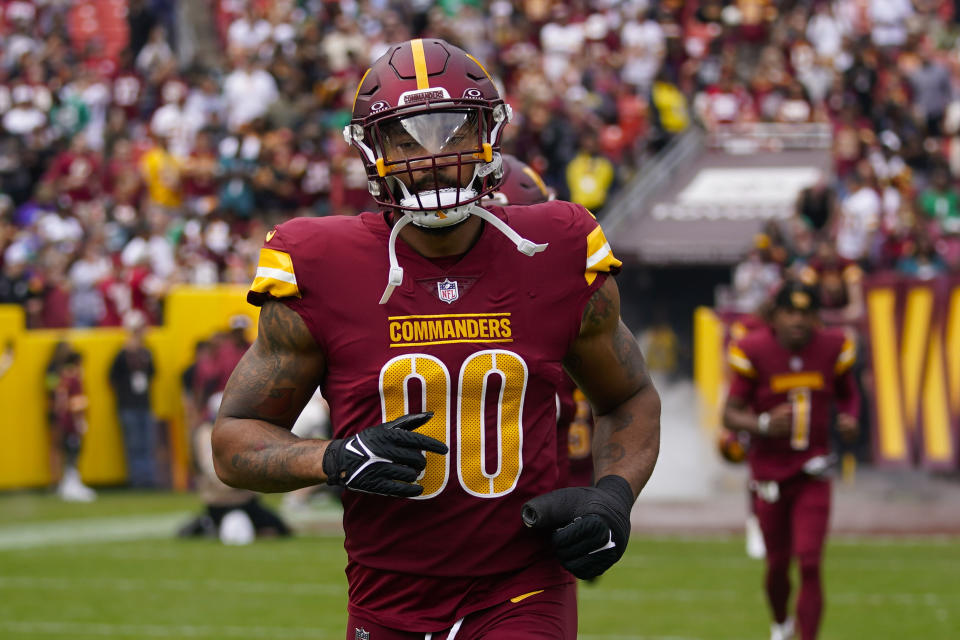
left=401, top=188, right=477, bottom=228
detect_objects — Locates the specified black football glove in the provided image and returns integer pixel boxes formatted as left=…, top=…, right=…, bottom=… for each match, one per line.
left=522, top=475, right=634, bottom=580
left=322, top=412, right=447, bottom=498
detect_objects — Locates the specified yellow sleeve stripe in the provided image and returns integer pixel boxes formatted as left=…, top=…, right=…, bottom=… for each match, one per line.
left=258, top=247, right=295, bottom=273
left=727, top=345, right=756, bottom=377
left=585, top=226, right=622, bottom=285
left=835, top=339, right=856, bottom=374
left=250, top=248, right=300, bottom=299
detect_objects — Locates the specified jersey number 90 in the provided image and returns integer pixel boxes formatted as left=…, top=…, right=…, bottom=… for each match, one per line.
left=379, top=350, right=527, bottom=499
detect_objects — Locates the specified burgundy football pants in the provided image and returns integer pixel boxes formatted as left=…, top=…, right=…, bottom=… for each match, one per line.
left=345, top=581, right=577, bottom=640
left=754, top=475, right=830, bottom=640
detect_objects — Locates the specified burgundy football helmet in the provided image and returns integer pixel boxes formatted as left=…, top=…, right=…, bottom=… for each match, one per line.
left=483, top=155, right=554, bottom=206
left=345, top=39, right=548, bottom=305
left=344, top=38, right=512, bottom=228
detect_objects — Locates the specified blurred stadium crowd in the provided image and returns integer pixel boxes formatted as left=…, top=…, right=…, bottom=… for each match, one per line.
left=1, top=0, right=960, bottom=329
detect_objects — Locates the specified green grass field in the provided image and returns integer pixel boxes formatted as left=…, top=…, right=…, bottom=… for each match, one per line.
left=0, top=491, right=957, bottom=639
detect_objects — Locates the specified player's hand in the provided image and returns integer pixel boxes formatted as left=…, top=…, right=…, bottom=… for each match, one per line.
left=765, top=403, right=793, bottom=437
left=836, top=413, right=859, bottom=442
left=322, top=412, right=447, bottom=497
left=521, top=475, right=634, bottom=580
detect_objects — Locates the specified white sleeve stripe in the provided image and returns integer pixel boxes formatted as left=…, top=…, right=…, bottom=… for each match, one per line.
left=586, top=242, right=612, bottom=269
left=836, top=351, right=855, bottom=368
left=728, top=353, right=755, bottom=373
left=255, top=266, right=298, bottom=285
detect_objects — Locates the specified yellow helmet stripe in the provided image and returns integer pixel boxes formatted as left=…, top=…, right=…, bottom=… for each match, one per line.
left=522, top=166, right=549, bottom=198
left=466, top=53, right=492, bottom=80
left=410, top=39, right=430, bottom=90
left=353, top=67, right=371, bottom=110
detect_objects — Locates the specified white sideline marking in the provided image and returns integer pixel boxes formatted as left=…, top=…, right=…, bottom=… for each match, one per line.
left=0, top=514, right=189, bottom=550
left=619, top=555, right=960, bottom=572
left=579, top=587, right=957, bottom=607
left=0, top=575, right=343, bottom=596
left=581, top=636, right=700, bottom=640
left=0, top=622, right=698, bottom=640
left=0, top=620, right=330, bottom=639
left=2, top=575, right=952, bottom=610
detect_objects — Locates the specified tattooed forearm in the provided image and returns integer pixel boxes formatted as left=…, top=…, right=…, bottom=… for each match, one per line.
left=592, top=385, right=660, bottom=496
left=596, top=442, right=625, bottom=465
left=226, top=436, right=325, bottom=492
left=212, top=300, right=328, bottom=491
left=252, top=387, right=296, bottom=419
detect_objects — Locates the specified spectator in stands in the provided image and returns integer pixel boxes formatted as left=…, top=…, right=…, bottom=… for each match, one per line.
left=918, top=165, right=960, bottom=236
left=109, top=310, right=157, bottom=488
left=868, top=0, right=914, bottom=49
left=620, top=8, right=665, bottom=94
left=3, top=84, right=46, bottom=136
left=127, top=0, right=161, bottom=58
left=731, top=233, right=783, bottom=314
left=140, top=132, right=182, bottom=210
left=897, top=228, right=948, bottom=280
left=649, top=69, right=690, bottom=151
left=836, top=172, right=881, bottom=265
left=223, top=54, right=278, bottom=132
left=150, top=79, right=202, bottom=159
left=566, top=132, right=616, bottom=212
left=796, top=175, right=836, bottom=233
left=135, top=25, right=174, bottom=76
left=68, top=241, right=109, bottom=327
left=907, top=46, right=952, bottom=138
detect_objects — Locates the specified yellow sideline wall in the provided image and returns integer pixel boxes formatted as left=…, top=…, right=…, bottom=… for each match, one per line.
left=0, top=286, right=257, bottom=491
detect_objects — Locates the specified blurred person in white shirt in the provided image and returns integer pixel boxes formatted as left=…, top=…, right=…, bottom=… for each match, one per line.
left=732, top=233, right=784, bottom=314
left=223, top=54, right=278, bottom=132
left=620, top=8, right=665, bottom=92
left=868, top=0, right=913, bottom=48
left=836, top=172, right=881, bottom=263
left=3, top=85, right=45, bottom=135
left=68, top=241, right=111, bottom=327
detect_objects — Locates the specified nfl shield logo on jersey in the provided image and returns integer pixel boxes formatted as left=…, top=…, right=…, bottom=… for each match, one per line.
left=437, top=278, right=459, bottom=304
left=355, top=628, right=370, bottom=640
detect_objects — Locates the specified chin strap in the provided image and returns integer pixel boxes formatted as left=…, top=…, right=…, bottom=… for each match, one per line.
left=379, top=213, right=415, bottom=305
left=468, top=206, right=549, bottom=257
left=379, top=205, right=549, bottom=305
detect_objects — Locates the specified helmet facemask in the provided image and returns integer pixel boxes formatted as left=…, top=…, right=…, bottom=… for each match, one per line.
left=345, top=101, right=511, bottom=227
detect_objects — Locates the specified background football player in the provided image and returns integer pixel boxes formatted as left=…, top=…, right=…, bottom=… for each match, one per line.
left=722, top=282, right=859, bottom=640
left=212, top=39, right=660, bottom=639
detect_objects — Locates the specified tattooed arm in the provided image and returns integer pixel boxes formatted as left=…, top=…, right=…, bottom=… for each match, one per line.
left=211, top=301, right=329, bottom=492
left=563, top=277, right=661, bottom=499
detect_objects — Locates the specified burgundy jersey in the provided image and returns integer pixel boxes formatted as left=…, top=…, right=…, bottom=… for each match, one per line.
left=727, top=326, right=857, bottom=482
left=247, top=202, right=621, bottom=630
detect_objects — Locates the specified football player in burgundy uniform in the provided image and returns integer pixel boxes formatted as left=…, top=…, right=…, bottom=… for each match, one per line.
left=212, top=39, right=660, bottom=639
left=723, top=282, right=859, bottom=640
